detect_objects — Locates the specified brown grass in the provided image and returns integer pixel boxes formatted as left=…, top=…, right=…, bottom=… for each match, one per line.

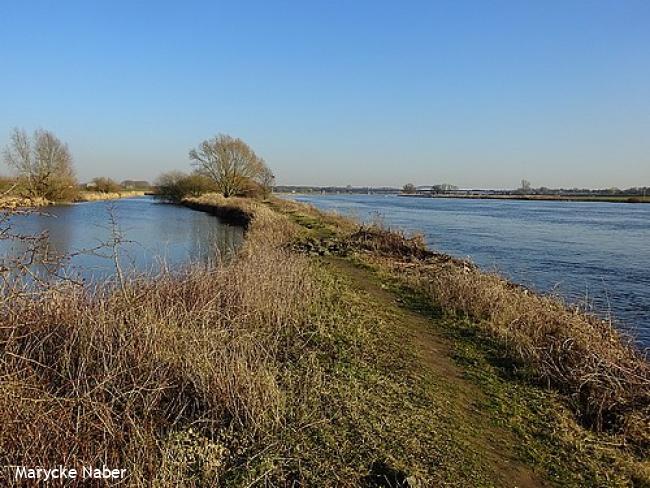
left=258, top=198, right=649, bottom=447
left=2, top=193, right=648, bottom=485
left=0, top=195, right=51, bottom=208
left=0, top=197, right=313, bottom=484
left=346, top=224, right=650, bottom=446
left=76, top=190, right=146, bottom=202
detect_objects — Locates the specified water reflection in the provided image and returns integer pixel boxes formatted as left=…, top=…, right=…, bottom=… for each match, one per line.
left=0, top=197, right=244, bottom=282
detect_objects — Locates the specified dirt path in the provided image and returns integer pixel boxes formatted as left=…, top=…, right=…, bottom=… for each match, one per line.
left=325, top=256, right=547, bottom=488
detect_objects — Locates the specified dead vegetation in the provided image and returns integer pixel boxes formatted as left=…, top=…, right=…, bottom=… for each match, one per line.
left=2, top=193, right=648, bottom=485
left=1, top=208, right=315, bottom=484
left=265, top=197, right=650, bottom=448
left=397, top=257, right=649, bottom=441
left=349, top=228, right=650, bottom=446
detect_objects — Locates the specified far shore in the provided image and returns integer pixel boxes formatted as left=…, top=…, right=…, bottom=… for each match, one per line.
left=76, top=190, right=147, bottom=202
left=0, top=190, right=146, bottom=208
left=401, top=193, right=650, bottom=203
left=278, top=191, right=650, bottom=204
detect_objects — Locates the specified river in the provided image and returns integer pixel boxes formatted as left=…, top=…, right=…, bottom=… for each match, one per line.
left=0, top=196, right=244, bottom=282
left=290, top=194, right=650, bottom=348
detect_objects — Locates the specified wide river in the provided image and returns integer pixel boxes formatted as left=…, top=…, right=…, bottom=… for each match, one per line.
left=290, top=194, right=650, bottom=348
left=1, top=196, right=244, bottom=281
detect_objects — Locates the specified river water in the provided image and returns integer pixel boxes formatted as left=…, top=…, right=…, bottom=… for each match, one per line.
left=0, top=196, right=244, bottom=282
left=290, top=194, right=650, bottom=348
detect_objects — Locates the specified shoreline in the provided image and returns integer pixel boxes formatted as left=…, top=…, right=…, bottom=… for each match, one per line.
left=179, top=194, right=649, bottom=483
left=277, top=192, right=650, bottom=203
left=2, top=193, right=647, bottom=485
left=399, top=193, right=650, bottom=203
left=0, top=191, right=146, bottom=208
left=75, top=190, right=147, bottom=202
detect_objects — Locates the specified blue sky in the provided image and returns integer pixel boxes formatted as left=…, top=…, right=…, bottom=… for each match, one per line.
left=1, top=0, right=649, bottom=188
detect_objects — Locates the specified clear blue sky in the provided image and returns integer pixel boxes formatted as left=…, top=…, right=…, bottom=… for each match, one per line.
left=1, top=0, right=648, bottom=188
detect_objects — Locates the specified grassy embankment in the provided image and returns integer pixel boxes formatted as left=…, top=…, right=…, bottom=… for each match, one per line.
left=186, top=194, right=650, bottom=484
left=1, top=193, right=648, bottom=486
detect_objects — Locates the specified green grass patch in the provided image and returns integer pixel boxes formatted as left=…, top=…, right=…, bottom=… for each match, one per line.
left=366, top=262, right=650, bottom=486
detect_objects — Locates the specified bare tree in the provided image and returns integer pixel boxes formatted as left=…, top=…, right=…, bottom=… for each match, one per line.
left=432, top=183, right=458, bottom=194
left=520, top=179, right=532, bottom=193
left=259, top=166, right=275, bottom=197
left=3, top=128, right=78, bottom=201
left=189, top=134, right=271, bottom=197
left=402, top=183, right=417, bottom=194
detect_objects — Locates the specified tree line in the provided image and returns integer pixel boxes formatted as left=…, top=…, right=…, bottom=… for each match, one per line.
left=1, top=128, right=274, bottom=202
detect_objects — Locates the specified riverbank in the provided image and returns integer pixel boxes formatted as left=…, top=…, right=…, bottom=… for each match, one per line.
left=181, top=194, right=649, bottom=485
left=0, top=190, right=146, bottom=208
left=75, top=190, right=146, bottom=202
left=399, top=193, right=650, bottom=203
left=2, top=194, right=648, bottom=486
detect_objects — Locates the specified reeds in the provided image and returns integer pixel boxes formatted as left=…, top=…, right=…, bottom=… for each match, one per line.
left=76, top=190, right=146, bottom=202
left=354, top=223, right=650, bottom=445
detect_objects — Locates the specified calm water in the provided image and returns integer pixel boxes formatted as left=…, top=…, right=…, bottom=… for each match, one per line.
left=291, top=194, right=650, bottom=347
left=1, top=196, right=244, bottom=282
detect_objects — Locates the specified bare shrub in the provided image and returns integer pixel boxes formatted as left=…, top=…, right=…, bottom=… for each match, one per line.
left=155, top=171, right=217, bottom=202
left=348, top=224, right=430, bottom=260
left=90, top=176, right=122, bottom=193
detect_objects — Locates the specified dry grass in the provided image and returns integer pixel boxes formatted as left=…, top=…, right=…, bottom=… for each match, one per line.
left=262, top=199, right=649, bottom=447
left=348, top=224, right=650, bottom=446
left=184, top=194, right=299, bottom=248
left=3, top=193, right=647, bottom=485
left=0, top=195, right=51, bottom=208
left=76, top=190, right=146, bottom=202
left=0, top=191, right=145, bottom=208
left=0, top=195, right=315, bottom=484
left=346, top=225, right=433, bottom=261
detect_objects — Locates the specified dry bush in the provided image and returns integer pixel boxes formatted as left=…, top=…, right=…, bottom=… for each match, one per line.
left=347, top=225, right=431, bottom=260
left=155, top=172, right=217, bottom=202
left=90, top=177, right=122, bottom=193
left=0, top=238, right=314, bottom=484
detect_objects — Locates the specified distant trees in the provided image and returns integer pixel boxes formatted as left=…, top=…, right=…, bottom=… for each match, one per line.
left=0, top=176, right=16, bottom=193
left=189, top=134, right=272, bottom=197
left=402, top=183, right=417, bottom=194
left=432, top=183, right=458, bottom=194
left=121, top=180, right=151, bottom=190
left=519, top=179, right=532, bottom=193
left=402, top=183, right=459, bottom=195
left=155, top=171, right=217, bottom=202
left=3, top=128, right=78, bottom=201
left=91, top=177, right=122, bottom=193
